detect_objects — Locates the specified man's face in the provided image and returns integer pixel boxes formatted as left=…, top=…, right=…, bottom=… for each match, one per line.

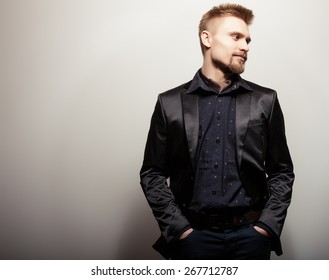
left=205, top=16, right=251, bottom=74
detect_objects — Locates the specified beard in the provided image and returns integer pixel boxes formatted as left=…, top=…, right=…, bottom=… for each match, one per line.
left=228, top=57, right=246, bottom=74
left=213, top=53, right=247, bottom=74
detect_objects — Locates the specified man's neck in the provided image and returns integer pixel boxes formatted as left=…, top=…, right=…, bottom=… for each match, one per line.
left=201, top=64, right=234, bottom=93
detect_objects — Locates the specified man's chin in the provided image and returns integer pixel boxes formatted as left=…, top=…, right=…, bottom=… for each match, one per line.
left=229, top=63, right=245, bottom=74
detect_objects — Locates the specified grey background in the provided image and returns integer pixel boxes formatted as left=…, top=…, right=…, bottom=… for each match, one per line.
left=0, top=0, right=328, bottom=259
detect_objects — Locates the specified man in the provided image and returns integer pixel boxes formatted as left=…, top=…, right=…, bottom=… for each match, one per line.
left=140, top=3, right=294, bottom=260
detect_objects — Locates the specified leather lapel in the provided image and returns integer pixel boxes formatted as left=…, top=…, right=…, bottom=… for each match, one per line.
left=182, top=91, right=199, bottom=171
left=235, top=92, right=251, bottom=168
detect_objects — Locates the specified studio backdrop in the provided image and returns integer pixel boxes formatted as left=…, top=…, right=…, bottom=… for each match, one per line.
left=0, top=0, right=328, bottom=259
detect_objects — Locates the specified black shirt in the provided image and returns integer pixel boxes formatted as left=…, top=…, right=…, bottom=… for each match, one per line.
left=187, top=70, right=253, bottom=214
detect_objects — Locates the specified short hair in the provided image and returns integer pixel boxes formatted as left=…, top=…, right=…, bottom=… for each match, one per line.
left=198, top=3, right=254, bottom=54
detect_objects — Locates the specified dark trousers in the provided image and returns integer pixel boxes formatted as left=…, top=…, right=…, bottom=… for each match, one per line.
left=171, top=224, right=272, bottom=260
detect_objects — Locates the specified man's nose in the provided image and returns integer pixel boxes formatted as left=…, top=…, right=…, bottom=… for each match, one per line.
left=239, top=40, right=249, bottom=52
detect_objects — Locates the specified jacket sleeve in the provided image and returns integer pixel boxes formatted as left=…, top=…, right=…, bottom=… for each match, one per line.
left=258, top=92, right=295, bottom=251
left=140, top=96, right=191, bottom=245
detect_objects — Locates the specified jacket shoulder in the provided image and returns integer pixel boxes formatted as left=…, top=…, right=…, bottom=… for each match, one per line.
left=159, top=81, right=192, bottom=98
left=244, top=79, right=277, bottom=96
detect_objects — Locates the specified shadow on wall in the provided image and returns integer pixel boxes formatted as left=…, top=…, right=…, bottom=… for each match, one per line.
left=114, top=196, right=163, bottom=260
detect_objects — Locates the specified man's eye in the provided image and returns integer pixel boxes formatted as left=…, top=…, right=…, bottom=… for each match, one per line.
left=232, top=34, right=239, bottom=40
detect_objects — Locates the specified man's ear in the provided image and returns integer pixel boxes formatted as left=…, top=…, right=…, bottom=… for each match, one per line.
left=200, top=30, right=212, bottom=49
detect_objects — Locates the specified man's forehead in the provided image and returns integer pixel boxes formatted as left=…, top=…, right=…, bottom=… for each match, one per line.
left=208, top=16, right=250, bottom=35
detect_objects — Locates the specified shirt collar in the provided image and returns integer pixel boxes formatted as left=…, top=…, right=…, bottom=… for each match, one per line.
left=186, top=69, right=252, bottom=94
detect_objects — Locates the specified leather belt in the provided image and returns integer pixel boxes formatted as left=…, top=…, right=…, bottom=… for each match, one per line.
left=187, top=209, right=261, bottom=231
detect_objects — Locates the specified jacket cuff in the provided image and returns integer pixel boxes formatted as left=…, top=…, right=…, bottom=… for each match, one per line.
left=255, top=221, right=283, bottom=256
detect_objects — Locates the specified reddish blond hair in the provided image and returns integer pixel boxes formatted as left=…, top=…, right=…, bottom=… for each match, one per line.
left=199, top=3, right=254, bottom=54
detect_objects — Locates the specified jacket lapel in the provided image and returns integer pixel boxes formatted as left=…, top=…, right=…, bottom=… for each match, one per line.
left=181, top=91, right=199, bottom=171
left=235, top=92, right=251, bottom=168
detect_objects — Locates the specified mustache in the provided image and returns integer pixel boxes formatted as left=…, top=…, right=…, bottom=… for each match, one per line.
left=233, top=52, right=248, bottom=60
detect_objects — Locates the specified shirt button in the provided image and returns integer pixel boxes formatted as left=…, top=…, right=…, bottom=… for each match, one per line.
left=217, top=116, right=221, bottom=120
left=214, top=164, right=218, bottom=169
left=212, top=191, right=217, bottom=195
left=216, top=139, right=220, bottom=144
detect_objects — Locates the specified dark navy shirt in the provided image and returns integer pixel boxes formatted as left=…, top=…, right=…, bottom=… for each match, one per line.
left=187, top=70, right=253, bottom=214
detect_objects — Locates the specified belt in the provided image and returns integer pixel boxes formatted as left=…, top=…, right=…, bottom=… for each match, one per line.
left=187, top=209, right=261, bottom=231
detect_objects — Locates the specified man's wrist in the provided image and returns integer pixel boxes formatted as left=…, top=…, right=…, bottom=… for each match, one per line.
left=254, top=225, right=271, bottom=237
left=179, top=228, right=193, bottom=240
left=255, top=221, right=276, bottom=238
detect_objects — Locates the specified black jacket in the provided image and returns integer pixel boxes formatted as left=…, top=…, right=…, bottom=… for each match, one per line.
left=140, top=78, right=294, bottom=258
